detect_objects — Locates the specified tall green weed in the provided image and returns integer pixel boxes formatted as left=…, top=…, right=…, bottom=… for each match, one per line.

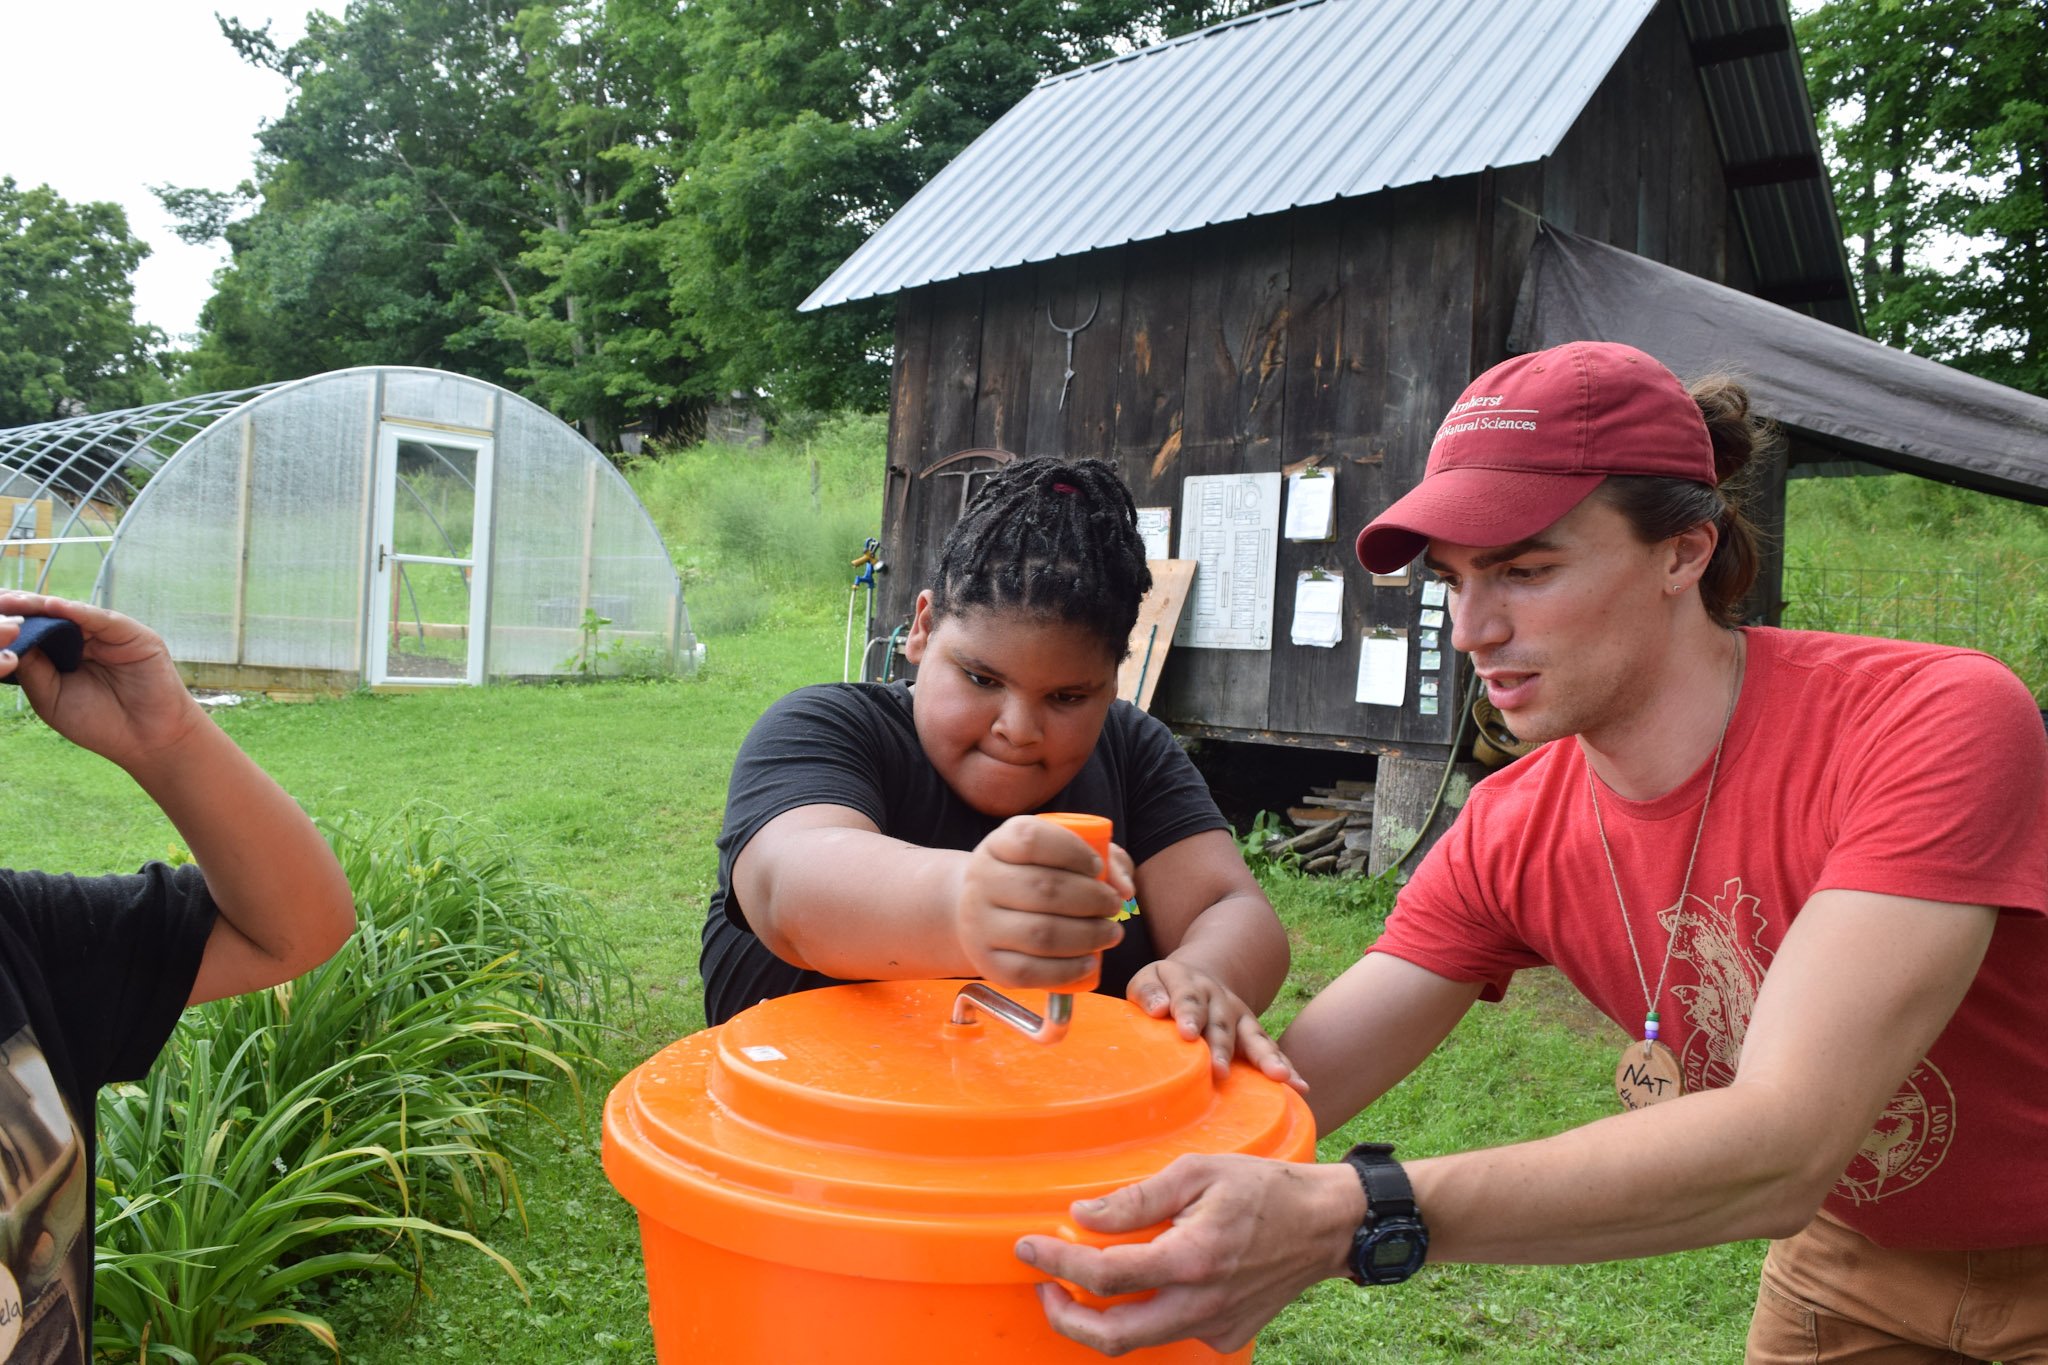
left=93, top=805, right=624, bottom=1364
left=625, top=413, right=885, bottom=637
left=1784, top=473, right=2048, bottom=698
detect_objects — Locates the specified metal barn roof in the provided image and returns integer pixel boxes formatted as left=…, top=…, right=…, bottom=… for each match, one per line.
left=802, top=0, right=1658, bottom=311
left=1677, top=0, right=1858, bottom=327
left=802, top=0, right=1856, bottom=329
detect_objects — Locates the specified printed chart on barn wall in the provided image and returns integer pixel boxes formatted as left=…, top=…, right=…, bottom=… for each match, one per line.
left=1174, top=472, right=1280, bottom=651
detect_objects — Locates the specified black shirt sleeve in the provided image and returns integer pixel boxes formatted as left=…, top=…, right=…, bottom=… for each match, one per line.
left=1102, top=702, right=1233, bottom=865
left=6, top=862, right=219, bottom=1084
left=0, top=862, right=218, bottom=1362
left=699, top=685, right=916, bottom=1025
left=712, top=684, right=903, bottom=933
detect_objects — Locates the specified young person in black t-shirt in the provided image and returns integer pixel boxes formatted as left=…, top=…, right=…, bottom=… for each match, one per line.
left=0, top=593, right=356, bottom=1363
left=699, top=456, right=1300, bottom=1085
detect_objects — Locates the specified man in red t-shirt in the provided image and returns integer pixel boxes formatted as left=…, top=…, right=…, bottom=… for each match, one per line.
left=1015, top=341, right=2048, bottom=1362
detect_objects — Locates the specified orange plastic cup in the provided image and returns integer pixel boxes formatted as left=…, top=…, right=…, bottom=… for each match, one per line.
left=604, top=980, right=1317, bottom=1362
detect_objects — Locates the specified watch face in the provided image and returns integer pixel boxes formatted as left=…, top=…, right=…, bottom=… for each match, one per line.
left=1354, top=1218, right=1429, bottom=1285
left=1370, top=1238, right=1414, bottom=1271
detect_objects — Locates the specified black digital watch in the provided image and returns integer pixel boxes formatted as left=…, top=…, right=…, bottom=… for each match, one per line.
left=1341, top=1142, right=1429, bottom=1285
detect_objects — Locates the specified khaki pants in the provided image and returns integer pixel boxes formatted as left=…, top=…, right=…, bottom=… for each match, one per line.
left=1746, top=1210, right=2048, bottom=1364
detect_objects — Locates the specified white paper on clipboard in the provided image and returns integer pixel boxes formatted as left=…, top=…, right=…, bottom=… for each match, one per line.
left=1290, top=572, right=1343, bottom=648
left=1355, top=631, right=1408, bottom=707
left=1283, top=470, right=1335, bottom=541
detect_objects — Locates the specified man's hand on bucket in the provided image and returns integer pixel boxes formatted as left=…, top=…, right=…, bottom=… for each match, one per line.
left=1014, top=1153, right=1363, bottom=1356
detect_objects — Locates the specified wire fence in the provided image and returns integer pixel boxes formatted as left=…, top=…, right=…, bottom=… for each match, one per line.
left=1779, top=566, right=1985, bottom=649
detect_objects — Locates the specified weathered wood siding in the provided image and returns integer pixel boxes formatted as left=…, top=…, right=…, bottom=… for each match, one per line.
left=875, top=0, right=1779, bottom=753
left=880, top=182, right=1478, bottom=753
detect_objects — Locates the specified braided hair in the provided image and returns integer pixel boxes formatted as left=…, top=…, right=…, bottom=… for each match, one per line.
left=927, top=456, right=1152, bottom=661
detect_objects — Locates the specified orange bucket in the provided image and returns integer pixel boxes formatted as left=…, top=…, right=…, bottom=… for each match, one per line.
left=603, top=978, right=1317, bottom=1362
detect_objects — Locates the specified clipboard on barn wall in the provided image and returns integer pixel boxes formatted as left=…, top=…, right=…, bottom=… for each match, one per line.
left=1119, top=559, right=1196, bottom=711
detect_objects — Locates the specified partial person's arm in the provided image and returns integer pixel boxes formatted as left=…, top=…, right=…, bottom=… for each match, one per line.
left=734, top=804, right=1128, bottom=987
left=1125, top=828, right=1298, bottom=1083
left=0, top=593, right=356, bottom=1005
left=1403, top=889, right=1991, bottom=1260
left=1017, top=888, right=1995, bottom=1355
left=1286, top=951, right=1485, bottom=1134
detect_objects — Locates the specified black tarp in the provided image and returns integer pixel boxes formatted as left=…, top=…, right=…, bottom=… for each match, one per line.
left=1508, top=227, right=2048, bottom=506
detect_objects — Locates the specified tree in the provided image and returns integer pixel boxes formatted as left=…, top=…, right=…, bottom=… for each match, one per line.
left=0, top=179, right=168, bottom=427
left=1799, top=0, right=2048, bottom=394
left=170, top=2, right=537, bottom=392
left=662, top=0, right=1259, bottom=415
left=169, top=0, right=712, bottom=437
left=1933, top=0, right=2048, bottom=393
left=175, top=0, right=1260, bottom=432
left=491, top=0, right=702, bottom=441
left=173, top=0, right=702, bottom=441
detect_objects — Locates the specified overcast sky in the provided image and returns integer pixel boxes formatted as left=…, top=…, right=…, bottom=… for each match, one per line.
left=0, top=0, right=341, bottom=342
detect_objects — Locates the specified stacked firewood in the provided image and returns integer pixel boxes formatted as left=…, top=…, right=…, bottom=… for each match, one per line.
left=1270, top=779, right=1375, bottom=876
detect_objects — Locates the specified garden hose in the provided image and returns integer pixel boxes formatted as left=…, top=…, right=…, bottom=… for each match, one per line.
left=881, top=622, right=908, bottom=682
left=849, top=621, right=909, bottom=684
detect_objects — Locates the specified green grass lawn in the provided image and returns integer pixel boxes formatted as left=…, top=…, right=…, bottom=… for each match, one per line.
left=4, top=611, right=1762, bottom=1363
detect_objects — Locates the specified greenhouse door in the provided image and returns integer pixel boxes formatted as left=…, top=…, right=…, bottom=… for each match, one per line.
left=369, top=425, right=494, bottom=685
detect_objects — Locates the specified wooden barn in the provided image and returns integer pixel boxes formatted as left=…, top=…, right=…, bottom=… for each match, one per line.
left=801, top=0, right=2048, bottom=860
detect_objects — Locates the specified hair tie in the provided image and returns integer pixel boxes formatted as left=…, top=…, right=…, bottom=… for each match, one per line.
left=1051, top=482, right=1078, bottom=495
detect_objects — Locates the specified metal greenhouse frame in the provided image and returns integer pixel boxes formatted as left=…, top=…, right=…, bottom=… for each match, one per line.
left=2, top=385, right=277, bottom=596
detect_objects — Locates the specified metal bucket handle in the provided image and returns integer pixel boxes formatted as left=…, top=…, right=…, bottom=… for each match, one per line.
left=950, top=982, right=1074, bottom=1044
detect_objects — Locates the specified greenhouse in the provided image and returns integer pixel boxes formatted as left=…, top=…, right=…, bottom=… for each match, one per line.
left=0, top=367, right=693, bottom=691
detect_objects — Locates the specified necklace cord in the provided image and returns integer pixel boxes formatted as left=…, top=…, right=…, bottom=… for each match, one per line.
left=1589, top=633, right=1745, bottom=1050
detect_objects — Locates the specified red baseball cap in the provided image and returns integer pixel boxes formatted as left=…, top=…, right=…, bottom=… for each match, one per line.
left=1354, top=341, right=1714, bottom=573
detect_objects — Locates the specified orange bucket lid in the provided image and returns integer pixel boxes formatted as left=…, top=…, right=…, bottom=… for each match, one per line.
left=603, top=981, right=1316, bottom=1284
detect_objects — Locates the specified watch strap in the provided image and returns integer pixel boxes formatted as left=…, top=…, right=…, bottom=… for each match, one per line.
left=1343, top=1142, right=1417, bottom=1220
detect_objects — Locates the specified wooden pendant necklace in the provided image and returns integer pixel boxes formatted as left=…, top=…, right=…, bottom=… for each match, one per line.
left=1591, top=634, right=1743, bottom=1112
